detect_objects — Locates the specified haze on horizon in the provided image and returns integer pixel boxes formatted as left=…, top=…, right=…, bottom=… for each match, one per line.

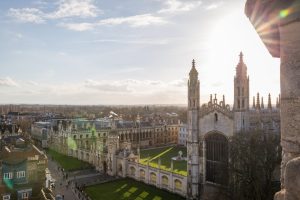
left=0, top=0, right=280, bottom=105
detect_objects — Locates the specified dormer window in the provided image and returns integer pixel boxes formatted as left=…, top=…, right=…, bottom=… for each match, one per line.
left=214, top=113, right=218, bottom=122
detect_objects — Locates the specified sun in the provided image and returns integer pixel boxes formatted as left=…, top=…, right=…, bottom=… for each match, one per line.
left=201, top=9, right=280, bottom=104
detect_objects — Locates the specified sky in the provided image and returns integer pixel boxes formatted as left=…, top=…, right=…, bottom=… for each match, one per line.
left=0, top=0, right=280, bottom=105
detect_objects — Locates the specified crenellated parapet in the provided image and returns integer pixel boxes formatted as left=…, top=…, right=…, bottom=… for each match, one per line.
left=200, top=94, right=232, bottom=119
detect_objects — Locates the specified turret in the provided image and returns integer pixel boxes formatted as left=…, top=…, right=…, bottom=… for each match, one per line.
left=252, top=96, right=256, bottom=109
left=256, top=93, right=261, bottom=110
left=222, top=95, right=226, bottom=108
left=268, top=93, right=272, bottom=110
left=234, top=52, right=250, bottom=132
left=261, top=97, right=264, bottom=109
left=188, top=59, right=200, bottom=110
left=234, top=52, right=249, bottom=111
left=187, top=59, right=200, bottom=199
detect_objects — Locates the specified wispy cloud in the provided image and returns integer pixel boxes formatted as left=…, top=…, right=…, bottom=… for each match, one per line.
left=205, top=1, right=224, bottom=10
left=8, top=0, right=100, bottom=24
left=59, top=22, right=94, bottom=31
left=158, top=0, right=202, bottom=14
left=60, top=14, right=168, bottom=31
left=98, top=14, right=167, bottom=27
left=46, top=0, right=100, bottom=19
left=8, top=8, right=45, bottom=24
left=0, top=77, right=19, bottom=87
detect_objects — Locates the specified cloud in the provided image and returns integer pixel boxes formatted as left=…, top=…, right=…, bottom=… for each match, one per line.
left=0, top=78, right=187, bottom=104
left=98, top=14, right=167, bottom=27
left=84, top=79, right=131, bottom=92
left=0, top=77, right=18, bottom=87
left=8, top=0, right=100, bottom=24
left=47, top=0, right=100, bottom=19
left=60, top=14, right=167, bottom=31
left=8, top=8, right=45, bottom=24
left=59, top=22, right=94, bottom=31
left=158, top=0, right=202, bottom=14
left=205, top=2, right=224, bottom=10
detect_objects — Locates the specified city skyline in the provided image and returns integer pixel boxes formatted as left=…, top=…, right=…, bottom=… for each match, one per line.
left=0, top=0, right=280, bottom=105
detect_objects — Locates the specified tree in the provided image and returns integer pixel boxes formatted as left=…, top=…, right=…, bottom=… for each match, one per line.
left=228, top=130, right=281, bottom=200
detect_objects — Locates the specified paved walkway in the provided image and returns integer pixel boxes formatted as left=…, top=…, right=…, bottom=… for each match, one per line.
left=47, top=158, right=78, bottom=200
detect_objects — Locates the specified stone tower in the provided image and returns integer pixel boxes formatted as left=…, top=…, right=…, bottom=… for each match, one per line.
left=187, top=59, right=200, bottom=199
left=234, top=52, right=250, bottom=132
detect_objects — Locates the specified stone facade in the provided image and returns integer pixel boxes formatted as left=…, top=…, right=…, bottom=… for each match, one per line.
left=245, top=1, right=300, bottom=199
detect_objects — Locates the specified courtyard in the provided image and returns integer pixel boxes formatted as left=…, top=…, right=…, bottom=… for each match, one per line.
left=46, top=149, right=93, bottom=171
left=85, top=178, right=185, bottom=200
left=140, top=146, right=187, bottom=176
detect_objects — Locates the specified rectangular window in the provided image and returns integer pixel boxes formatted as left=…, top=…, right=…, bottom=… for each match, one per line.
left=17, top=171, right=26, bottom=178
left=21, top=192, right=28, bottom=199
left=3, top=172, right=13, bottom=179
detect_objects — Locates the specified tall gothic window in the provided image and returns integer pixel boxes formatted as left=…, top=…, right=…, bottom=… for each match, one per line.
left=205, top=132, right=228, bottom=185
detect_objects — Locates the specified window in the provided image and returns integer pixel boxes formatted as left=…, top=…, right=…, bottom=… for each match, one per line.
left=214, top=113, right=218, bottom=122
left=205, top=133, right=228, bottom=185
left=3, top=195, right=10, bottom=200
left=3, top=172, right=13, bottom=179
left=237, top=87, right=240, bottom=96
left=237, top=99, right=240, bottom=109
left=16, top=171, right=26, bottom=178
left=21, top=192, right=28, bottom=199
left=242, top=99, right=245, bottom=108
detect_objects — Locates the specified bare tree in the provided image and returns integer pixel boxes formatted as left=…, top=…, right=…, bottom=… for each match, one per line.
left=228, top=130, right=281, bottom=200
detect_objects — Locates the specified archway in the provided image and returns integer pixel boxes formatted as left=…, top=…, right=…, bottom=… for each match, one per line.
left=140, top=169, right=145, bottom=180
left=130, top=166, right=136, bottom=176
left=162, top=175, right=169, bottom=187
left=205, top=132, right=228, bottom=185
left=150, top=172, right=157, bottom=184
left=174, top=179, right=182, bottom=191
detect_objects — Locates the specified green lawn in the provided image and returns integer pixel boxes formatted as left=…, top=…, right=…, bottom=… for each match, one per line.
left=85, top=178, right=185, bottom=200
left=46, top=149, right=93, bottom=171
left=140, top=146, right=187, bottom=176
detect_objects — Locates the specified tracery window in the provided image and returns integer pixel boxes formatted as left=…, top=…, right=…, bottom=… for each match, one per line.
left=205, top=132, right=228, bottom=185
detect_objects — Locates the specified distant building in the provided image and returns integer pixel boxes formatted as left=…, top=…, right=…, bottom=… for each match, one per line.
left=48, top=117, right=186, bottom=196
left=31, top=122, right=52, bottom=148
left=178, top=123, right=187, bottom=146
left=0, top=135, right=47, bottom=200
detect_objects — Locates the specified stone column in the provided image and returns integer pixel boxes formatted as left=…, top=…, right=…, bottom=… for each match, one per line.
left=245, top=1, right=300, bottom=199
left=275, top=20, right=300, bottom=200
left=278, top=19, right=300, bottom=185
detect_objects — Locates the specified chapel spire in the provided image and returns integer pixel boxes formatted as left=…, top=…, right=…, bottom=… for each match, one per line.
left=239, top=51, right=244, bottom=63
left=261, top=97, right=264, bottom=109
left=256, top=93, right=261, bottom=110
left=189, top=59, right=198, bottom=79
left=268, top=93, right=272, bottom=110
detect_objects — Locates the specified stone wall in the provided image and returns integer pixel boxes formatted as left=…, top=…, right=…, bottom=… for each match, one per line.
left=127, top=161, right=187, bottom=197
left=199, top=111, right=234, bottom=138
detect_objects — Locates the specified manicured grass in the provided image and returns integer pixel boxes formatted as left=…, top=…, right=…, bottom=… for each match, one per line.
left=85, top=178, right=185, bottom=200
left=46, top=149, right=93, bottom=171
left=140, top=146, right=187, bottom=176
